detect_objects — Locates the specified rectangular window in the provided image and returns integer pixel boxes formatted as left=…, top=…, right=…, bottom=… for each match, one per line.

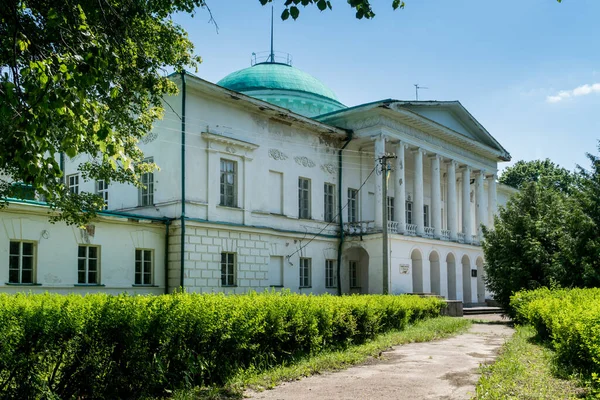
left=299, top=257, right=311, bottom=288
left=387, top=197, right=395, bottom=221
left=424, top=205, right=430, bottom=227
left=140, top=157, right=154, bottom=206
left=406, top=201, right=413, bottom=224
left=97, top=180, right=109, bottom=210
left=268, top=256, right=283, bottom=286
left=349, top=260, right=360, bottom=288
left=68, top=174, right=79, bottom=194
left=135, top=249, right=153, bottom=285
left=325, top=259, right=337, bottom=288
left=78, top=245, right=100, bottom=284
left=268, top=171, right=283, bottom=214
left=298, top=177, right=311, bottom=219
left=348, top=188, right=359, bottom=223
left=8, top=241, right=35, bottom=284
left=220, top=159, right=237, bottom=207
left=324, top=183, right=335, bottom=222
left=221, top=252, right=236, bottom=286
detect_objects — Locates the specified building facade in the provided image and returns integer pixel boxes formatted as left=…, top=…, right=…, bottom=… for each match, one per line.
left=0, top=58, right=514, bottom=304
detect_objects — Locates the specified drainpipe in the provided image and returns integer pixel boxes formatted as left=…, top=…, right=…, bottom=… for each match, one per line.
left=180, top=70, right=187, bottom=290
left=164, top=219, right=171, bottom=294
left=336, top=131, right=353, bottom=296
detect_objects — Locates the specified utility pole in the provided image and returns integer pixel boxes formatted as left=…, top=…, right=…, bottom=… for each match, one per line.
left=379, top=153, right=397, bottom=294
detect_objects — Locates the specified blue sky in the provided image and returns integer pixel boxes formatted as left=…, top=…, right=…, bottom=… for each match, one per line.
left=173, top=0, right=600, bottom=172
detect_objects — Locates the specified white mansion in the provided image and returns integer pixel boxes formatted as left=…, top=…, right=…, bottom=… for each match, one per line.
left=0, top=55, right=515, bottom=304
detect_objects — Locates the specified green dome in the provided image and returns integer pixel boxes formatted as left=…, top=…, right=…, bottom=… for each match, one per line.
left=217, top=62, right=345, bottom=117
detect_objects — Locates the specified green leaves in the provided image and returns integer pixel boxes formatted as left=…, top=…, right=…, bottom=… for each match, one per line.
left=0, top=0, right=203, bottom=225
left=0, top=292, right=443, bottom=398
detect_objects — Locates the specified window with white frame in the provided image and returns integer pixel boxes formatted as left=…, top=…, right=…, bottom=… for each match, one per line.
left=299, top=257, right=311, bottom=288
left=424, top=205, right=430, bottom=227
left=387, top=197, right=395, bottom=221
left=324, top=183, right=335, bottom=222
left=68, top=174, right=79, bottom=194
left=139, top=157, right=154, bottom=206
left=325, top=259, right=337, bottom=288
left=78, top=245, right=99, bottom=284
left=298, top=177, right=311, bottom=219
left=349, top=260, right=360, bottom=288
left=135, top=249, right=153, bottom=285
left=8, top=241, right=35, bottom=284
left=220, top=159, right=237, bottom=207
left=348, top=188, right=358, bottom=223
left=406, top=201, right=413, bottom=224
left=221, top=252, right=236, bottom=286
left=97, top=180, right=109, bottom=210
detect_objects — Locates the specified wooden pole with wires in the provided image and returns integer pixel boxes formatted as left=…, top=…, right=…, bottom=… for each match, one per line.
left=379, top=153, right=397, bottom=294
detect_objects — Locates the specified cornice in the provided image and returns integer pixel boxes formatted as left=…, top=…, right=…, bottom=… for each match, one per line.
left=201, top=132, right=259, bottom=151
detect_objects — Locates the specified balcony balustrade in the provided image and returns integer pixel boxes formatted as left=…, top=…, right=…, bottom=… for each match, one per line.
left=424, top=226, right=435, bottom=238
left=457, top=232, right=466, bottom=244
left=441, top=229, right=450, bottom=241
left=405, top=223, right=417, bottom=236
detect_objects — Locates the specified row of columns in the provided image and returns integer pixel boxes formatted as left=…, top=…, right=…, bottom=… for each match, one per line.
left=373, top=136, right=498, bottom=243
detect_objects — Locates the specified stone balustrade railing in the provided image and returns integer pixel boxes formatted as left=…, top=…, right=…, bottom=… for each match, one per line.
left=441, top=229, right=450, bottom=241
left=387, top=220, right=399, bottom=234
left=457, top=232, right=466, bottom=244
left=424, top=226, right=435, bottom=238
left=405, top=223, right=417, bottom=236
left=344, top=221, right=374, bottom=234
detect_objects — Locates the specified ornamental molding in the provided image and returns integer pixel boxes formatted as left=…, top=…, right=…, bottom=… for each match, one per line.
left=294, top=156, right=315, bottom=168
left=320, top=163, right=337, bottom=175
left=342, top=116, right=497, bottom=169
left=141, top=131, right=158, bottom=144
left=268, top=148, right=288, bottom=161
left=201, top=131, right=259, bottom=151
left=225, top=146, right=237, bottom=154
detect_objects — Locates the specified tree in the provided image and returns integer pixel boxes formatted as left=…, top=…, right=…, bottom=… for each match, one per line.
left=499, top=159, right=577, bottom=194
left=482, top=181, right=579, bottom=314
left=1, top=0, right=204, bottom=225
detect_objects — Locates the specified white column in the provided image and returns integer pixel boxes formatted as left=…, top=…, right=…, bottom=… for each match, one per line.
left=446, top=160, right=458, bottom=241
left=430, top=155, right=442, bottom=238
left=461, top=166, right=472, bottom=243
left=475, top=170, right=486, bottom=239
left=487, top=174, right=497, bottom=228
left=374, top=135, right=385, bottom=229
left=394, top=142, right=406, bottom=233
left=413, top=148, right=425, bottom=236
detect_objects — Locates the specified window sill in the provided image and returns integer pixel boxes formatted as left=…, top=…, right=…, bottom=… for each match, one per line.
left=299, top=286, right=312, bottom=289
left=269, top=285, right=284, bottom=288
left=350, top=286, right=362, bottom=289
left=217, top=205, right=242, bottom=211
left=5, top=282, right=42, bottom=286
left=222, top=284, right=238, bottom=288
left=132, top=284, right=159, bottom=287
left=74, top=284, right=105, bottom=287
left=325, top=286, right=338, bottom=289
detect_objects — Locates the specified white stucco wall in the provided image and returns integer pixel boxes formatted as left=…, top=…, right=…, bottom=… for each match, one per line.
left=0, top=204, right=166, bottom=294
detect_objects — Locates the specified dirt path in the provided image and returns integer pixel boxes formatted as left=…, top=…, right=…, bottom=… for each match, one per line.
left=247, top=316, right=513, bottom=400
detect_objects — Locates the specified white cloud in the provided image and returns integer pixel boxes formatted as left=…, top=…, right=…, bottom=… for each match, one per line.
left=546, top=83, right=600, bottom=103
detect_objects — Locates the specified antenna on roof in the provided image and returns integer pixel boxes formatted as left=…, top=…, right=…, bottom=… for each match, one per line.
left=414, top=84, right=428, bottom=101
left=269, top=6, right=275, bottom=63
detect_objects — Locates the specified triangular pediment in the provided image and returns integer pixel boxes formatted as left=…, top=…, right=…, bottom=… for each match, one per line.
left=398, top=103, right=499, bottom=150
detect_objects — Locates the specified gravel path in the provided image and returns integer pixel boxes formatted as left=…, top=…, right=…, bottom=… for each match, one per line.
left=247, top=315, right=513, bottom=400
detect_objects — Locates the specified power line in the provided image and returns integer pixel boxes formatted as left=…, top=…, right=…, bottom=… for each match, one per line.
left=286, top=165, right=378, bottom=260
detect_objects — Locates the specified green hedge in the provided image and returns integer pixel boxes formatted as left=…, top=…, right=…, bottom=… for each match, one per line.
left=510, top=288, right=600, bottom=375
left=0, top=291, right=444, bottom=399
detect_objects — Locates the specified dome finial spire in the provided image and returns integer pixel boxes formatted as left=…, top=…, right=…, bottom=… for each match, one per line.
left=269, top=6, right=275, bottom=63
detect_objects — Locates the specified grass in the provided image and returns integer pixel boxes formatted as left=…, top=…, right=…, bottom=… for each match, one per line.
left=474, top=325, right=589, bottom=399
left=171, top=316, right=471, bottom=399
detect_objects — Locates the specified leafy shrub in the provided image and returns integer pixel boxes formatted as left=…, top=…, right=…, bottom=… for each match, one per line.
left=510, top=288, right=600, bottom=377
left=0, top=291, right=444, bottom=399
